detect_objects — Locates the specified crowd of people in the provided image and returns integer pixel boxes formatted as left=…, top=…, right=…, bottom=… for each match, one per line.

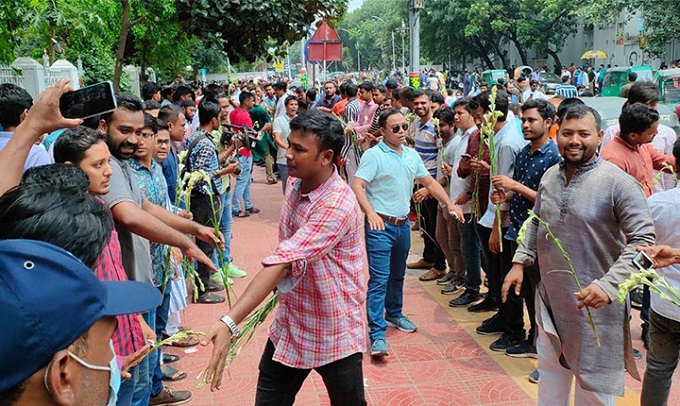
left=1, top=62, right=680, bottom=406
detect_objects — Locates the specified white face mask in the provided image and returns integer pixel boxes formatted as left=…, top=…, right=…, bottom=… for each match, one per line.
left=44, top=341, right=120, bottom=406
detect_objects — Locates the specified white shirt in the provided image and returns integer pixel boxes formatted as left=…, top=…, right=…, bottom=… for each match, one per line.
left=448, top=127, right=475, bottom=214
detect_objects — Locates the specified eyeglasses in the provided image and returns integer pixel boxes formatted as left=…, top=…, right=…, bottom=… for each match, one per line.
left=156, top=139, right=170, bottom=146
left=140, top=132, right=155, bottom=139
left=391, top=123, right=409, bottom=133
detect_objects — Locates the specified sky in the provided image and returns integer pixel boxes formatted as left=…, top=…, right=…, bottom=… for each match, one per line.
left=347, top=0, right=364, bottom=12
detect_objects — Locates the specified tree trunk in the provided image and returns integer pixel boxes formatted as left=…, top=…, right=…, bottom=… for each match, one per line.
left=140, top=41, right=148, bottom=87
left=546, top=49, right=562, bottom=71
left=507, top=31, right=528, bottom=66
left=492, top=42, right=508, bottom=70
left=113, top=0, right=144, bottom=91
left=472, top=38, right=495, bottom=69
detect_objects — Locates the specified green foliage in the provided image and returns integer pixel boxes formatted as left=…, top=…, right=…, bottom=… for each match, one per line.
left=175, top=0, right=347, bottom=63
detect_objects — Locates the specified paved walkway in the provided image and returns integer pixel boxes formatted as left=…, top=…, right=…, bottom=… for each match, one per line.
left=162, top=166, right=680, bottom=405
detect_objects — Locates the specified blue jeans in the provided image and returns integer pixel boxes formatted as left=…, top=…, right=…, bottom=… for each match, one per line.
left=232, top=155, right=253, bottom=214
left=212, top=189, right=233, bottom=266
left=151, top=285, right=172, bottom=397
left=457, top=213, right=482, bottom=292
left=365, top=220, right=410, bottom=341
left=131, top=308, right=156, bottom=406
left=117, top=365, right=138, bottom=406
left=278, top=164, right=289, bottom=194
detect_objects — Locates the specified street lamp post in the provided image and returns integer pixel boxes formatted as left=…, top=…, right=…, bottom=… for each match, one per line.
left=372, top=15, right=396, bottom=73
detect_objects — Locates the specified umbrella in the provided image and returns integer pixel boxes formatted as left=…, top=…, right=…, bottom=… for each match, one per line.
left=581, top=50, right=607, bottom=60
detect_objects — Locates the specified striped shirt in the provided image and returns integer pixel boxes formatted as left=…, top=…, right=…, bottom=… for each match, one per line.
left=555, top=84, right=578, bottom=98
left=96, top=227, right=145, bottom=358
left=262, top=169, right=367, bottom=369
left=414, top=118, right=438, bottom=176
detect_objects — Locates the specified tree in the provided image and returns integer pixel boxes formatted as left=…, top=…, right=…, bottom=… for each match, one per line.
left=175, top=0, right=347, bottom=63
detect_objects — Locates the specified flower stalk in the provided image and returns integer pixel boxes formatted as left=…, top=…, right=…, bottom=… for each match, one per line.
left=517, top=210, right=601, bottom=347
left=479, top=86, right=504, bottom=250
left=618, top=267, right=680, bottom=309
left=124, top=330, right=205, bottom=373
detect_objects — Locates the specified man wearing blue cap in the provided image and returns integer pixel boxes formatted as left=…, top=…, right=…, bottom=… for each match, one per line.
left=0, top=239, right=161, bottom=406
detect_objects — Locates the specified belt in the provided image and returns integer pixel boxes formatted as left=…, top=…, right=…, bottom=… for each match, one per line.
left=377, top=213, right=407, bottom=226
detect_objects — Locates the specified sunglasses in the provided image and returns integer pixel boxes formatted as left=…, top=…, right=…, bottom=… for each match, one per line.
left=391, top=123, right=409, bottom=133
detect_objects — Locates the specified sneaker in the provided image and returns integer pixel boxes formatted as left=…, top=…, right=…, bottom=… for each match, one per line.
left=407, top=259, right=433, bottom=270
left=370, top=338, right=389, bottom=357
left=448, top=290, right=480, bottom=307
left=505, top=340, right=538, bottom=358
left=226, top=263, right=247, bottom=279
left=468, top=297, right=498, bottom=313
left=528, top=369, right=539, bottom=384
left=481, top=313, right=499, bottom=326
left=149, top=386, right=192, bottom=406
left=436, top=272, right=458, bottom=285
left=385, top=315, right=417, bottom=333
left=630, top=287, right=643, bottom=310
left=419, top=267, right=446, bottom=281
left=633, top=348, right=643, bottom=360
left=441, top=280, right=465, bottom=295
left=210, top=271, right=233, bottom=286
left=476, top=316, right=505, bottom=336
left=490, top=334, right=524, bottom=352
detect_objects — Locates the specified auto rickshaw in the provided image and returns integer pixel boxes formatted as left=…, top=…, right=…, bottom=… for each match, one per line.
left=659, top=68, right=680, bottom=109
left=601, top=66, right=655, bottom=97
left=481, top=69, right=507, bottom=85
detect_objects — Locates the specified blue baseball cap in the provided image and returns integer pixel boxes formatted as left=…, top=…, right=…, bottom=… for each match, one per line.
left=0, top=239, right=162, bottom=392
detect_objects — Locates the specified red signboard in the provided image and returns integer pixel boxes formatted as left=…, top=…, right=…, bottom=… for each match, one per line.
left=307, top=20, right=343, bottom=62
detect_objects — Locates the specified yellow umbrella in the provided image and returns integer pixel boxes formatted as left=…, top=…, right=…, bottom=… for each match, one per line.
left=581, top=50, right=607, bottom=59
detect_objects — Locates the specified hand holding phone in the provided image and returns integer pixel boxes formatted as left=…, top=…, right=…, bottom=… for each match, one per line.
left=633, top=251, right=654, bottom=271
left=59, top=81, right=117, bottom=119
left=461, top=154, right=472, bottom=161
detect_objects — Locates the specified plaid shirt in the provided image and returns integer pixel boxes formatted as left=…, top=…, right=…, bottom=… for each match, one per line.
left=96, top=227, right=145, bottom=357
left=262, top=170, right=367, bottom=369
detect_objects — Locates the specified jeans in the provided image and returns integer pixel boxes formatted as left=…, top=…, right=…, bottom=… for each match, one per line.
left=365, top=220, right=411, bottom=340
left=232, top=155, right=254, bottom=214
left=435, top=207, right=464, bottom=278
left=641, top=310, right=680, bottom=405
left=278, top=164, right=289, bottom=194
left=131, top=308, right=156, bottom=406
left=419, top=198, right=446, bottom=270
left=255, top=339, right=366, bottom=406
left=190, top=192, right=220, bottom=295
left=117, top=365, right=138, bottom=406
left=458, top=214, right=482, bottom=292
left=151, top=284, right=172, bottom=397
left=536, top=320, right=615, bottom=405
left=212, top=189, right=233, bottom=267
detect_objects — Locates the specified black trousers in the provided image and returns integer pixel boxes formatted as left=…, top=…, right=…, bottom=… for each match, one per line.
left=420, top=198, right=446, bottom=270
left=510, top=241, right=540, bottom=342
left=255, top=339, right=367, bottom=406
left=189, top=192, right=220, bottom=295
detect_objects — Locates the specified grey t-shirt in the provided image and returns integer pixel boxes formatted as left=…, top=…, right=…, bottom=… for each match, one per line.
left=100, top=157, right=154, bottom=284
left=273, top=115, right=292, bottom=165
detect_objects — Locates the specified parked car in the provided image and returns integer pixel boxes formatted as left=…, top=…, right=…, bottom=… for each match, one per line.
left=538, top=72, right=562, bottom=94
left=580, top=97, right=680, bottom=135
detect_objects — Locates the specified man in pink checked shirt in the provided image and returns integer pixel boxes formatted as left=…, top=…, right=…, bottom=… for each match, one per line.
left=203, top=110, right=368, bottom=406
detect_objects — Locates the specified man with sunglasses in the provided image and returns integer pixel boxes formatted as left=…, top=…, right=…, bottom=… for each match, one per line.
left=352, top=108, right=465, bottom=357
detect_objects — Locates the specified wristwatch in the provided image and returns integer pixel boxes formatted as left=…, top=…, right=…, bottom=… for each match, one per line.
left=219, top=315, right=240, bottom=338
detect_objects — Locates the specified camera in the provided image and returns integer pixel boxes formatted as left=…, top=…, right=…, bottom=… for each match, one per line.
left=220, top=124, right=262, bottom=151
left=228, top=157, right=241, bottom=176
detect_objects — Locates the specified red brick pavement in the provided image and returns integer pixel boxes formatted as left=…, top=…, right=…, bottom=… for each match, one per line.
left=159, top=166, right=680, bottom=405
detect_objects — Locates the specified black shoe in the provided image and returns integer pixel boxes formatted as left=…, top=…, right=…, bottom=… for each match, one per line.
left=482, top=312, right=499, bottom=326
left=468, top=297, right=498, bottom=313
left=476, top=316, right=505, bottom=336
left=441, top=280, right=465, bottom=295
left=490, top=334, right=524, bottom=352
left=642, top=323, right=649, bottom=350
left=448, top=290, right=480, bottom=307
left=505, top=339, right=538, bottom=358
left=633, top=348, right=643, bottom=360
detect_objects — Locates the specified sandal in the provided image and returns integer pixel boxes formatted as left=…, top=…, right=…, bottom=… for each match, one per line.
left=194, top=292, right=226, bottom=304
left=246, top=208, right=260, bottom=214
left=161, top=333, right=200, bottom=348
left=235, top=211, right=250, bottom=218
left=163, top=353, right=180, bottom=364
left=207, top=282, right=224, bottom=292
left=161, top=366, right=187, bottom=381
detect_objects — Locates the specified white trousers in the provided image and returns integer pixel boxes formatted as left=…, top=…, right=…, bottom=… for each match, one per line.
left=536, top=321, right=617, bottom=406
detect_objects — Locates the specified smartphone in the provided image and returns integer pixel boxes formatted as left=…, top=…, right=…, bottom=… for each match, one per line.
left=633, top=251, right=654, bottom=271
left=59, top=81, right=117, bottom=119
